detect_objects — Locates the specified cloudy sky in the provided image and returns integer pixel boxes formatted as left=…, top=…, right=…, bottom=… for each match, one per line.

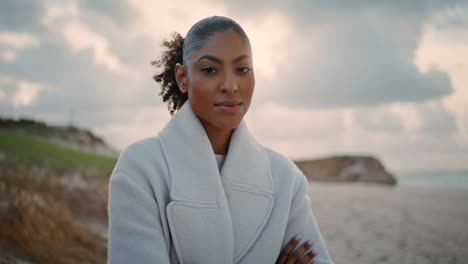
left=1, top=0, right=467, bottom=172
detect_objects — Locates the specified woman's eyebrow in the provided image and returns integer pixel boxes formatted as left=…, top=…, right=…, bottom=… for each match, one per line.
left=232, top=55, right=249, bottom=63
left=197, top=55, right=222, bottom=64
left=197, top=54, right=249, bottom=64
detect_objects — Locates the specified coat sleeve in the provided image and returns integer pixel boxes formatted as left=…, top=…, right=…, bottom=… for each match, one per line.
left=281, top=167, right=335, bottom=264
left=107, top=171, right=171, bottom=264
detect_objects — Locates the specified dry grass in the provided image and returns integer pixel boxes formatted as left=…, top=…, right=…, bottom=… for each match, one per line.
left=0, top=166, right=108, bottom=263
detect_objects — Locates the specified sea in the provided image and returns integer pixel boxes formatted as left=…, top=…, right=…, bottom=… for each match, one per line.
left=393, top=170, right=468, bottom=189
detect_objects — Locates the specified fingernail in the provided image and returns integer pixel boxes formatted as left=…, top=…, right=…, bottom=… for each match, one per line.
left=294, top=234, right=303, bottom=241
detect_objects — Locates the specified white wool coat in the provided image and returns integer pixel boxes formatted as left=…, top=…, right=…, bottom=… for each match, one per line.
left=107, top=102, right=335, bottom=264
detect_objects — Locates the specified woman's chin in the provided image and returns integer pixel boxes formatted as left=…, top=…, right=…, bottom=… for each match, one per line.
left=216, top=119, right=243, bottom=131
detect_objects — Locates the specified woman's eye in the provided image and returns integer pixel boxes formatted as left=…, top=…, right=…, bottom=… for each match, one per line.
left=237, top=67, right=250, bottom=73
left=201, top=67, right=217, bottom=74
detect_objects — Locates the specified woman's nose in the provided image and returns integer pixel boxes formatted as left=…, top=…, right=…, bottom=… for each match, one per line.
left=219, top=72, right=238, bottom=94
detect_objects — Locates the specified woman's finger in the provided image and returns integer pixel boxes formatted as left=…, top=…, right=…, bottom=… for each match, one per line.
left=276, top=235, right=302, bottom=264
left=285, top=240, right=313, bottom=264
left=297, top=249, right=318, bottom=264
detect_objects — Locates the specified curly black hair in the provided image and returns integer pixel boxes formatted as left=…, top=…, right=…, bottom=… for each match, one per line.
left=152, top=32, right=187, bottom=115
left=152, top=16, right=250, bottom=115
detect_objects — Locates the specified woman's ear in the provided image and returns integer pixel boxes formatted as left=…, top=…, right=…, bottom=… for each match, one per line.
left=174, top=63, right=188, bottom=94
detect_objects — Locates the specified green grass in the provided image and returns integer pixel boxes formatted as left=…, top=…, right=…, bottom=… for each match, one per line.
left=0, top=129, right=117, bottom=179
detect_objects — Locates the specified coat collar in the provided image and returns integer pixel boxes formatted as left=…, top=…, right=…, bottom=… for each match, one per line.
left=159, top=101, right=273, bottom=201
left=159, top=101, right=274, bottom=263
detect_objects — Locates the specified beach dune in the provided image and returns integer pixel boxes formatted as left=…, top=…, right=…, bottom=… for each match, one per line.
left=308, top=182, right=468, bottom=264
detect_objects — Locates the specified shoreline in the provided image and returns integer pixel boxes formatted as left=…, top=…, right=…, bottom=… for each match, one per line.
left=310, top=180, right=468, bottom=191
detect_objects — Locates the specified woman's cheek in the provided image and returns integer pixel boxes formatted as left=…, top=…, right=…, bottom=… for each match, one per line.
left=242, top=78, right=255, bottom=98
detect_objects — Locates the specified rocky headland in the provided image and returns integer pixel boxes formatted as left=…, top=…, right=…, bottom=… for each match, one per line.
left=295, top=155, right=397, bottom=185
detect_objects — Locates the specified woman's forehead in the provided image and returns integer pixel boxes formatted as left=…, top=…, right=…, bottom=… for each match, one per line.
left=191, top=30, right=252, bottom=63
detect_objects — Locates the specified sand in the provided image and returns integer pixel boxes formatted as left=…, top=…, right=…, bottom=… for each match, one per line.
left=307, top=182, right=468, bottom=264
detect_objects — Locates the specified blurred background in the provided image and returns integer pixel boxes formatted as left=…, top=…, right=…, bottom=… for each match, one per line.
left=1, top=0, right=467, bottom=263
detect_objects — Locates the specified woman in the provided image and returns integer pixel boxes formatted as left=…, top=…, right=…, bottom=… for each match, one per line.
left=107, top=16, right=334, bottom=264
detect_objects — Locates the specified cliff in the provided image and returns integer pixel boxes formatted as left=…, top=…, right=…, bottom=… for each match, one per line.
left=295, top=155, right=397, bottom=185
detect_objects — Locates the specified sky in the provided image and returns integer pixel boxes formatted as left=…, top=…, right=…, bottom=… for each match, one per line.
left=1, top=0, right=467, bottom=172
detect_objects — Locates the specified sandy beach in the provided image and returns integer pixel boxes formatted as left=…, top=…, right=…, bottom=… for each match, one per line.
left=308, top=182, right=468, bottom=264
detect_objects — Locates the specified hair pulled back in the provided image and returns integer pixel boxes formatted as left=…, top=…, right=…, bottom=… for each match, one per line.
left=152, top=16, right=250, bottom=115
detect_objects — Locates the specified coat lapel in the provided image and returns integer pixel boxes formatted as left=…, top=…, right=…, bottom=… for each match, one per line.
left=159, top=102, right=274, bottom=263
left=220, top=115, right=274, bottom=263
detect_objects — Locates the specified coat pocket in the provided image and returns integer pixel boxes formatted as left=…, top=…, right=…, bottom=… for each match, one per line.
left=166, top=200, right=233, bottom=264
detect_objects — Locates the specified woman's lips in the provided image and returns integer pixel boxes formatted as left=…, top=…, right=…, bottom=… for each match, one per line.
left=215, top=102, right=242, bottom=113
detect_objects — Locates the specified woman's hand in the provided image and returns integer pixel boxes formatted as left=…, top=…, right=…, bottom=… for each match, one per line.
left=276, top=235, right=318, bottom=264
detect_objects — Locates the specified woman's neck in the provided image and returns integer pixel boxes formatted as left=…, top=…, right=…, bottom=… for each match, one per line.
left=200, top=121, right=234, bottom=155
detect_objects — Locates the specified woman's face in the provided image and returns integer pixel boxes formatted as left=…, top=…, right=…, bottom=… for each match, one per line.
left=176, top=29, right=255, bottom=132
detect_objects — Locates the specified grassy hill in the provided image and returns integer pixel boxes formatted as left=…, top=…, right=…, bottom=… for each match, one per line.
left=0, top=129, right=117, bottom=179
left=0, top=117, right=118, bottom=157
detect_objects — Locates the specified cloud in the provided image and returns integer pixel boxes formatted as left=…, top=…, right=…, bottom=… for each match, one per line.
left=216, top=0, right=463, bottom=23
left=79, top=0, right=138, bottom=27
left=269, top=23, right=452, bottom=108
left=0, top=0, right=173, bottom=142
left=0, top=0, right=46, bottom=32
left=416, top=101, right=457, bottom=137
left=431, top=3, right=468, bottom=30
left=0, top=50, right=15, bottom=62
left=62, top=22, right=123, bottom=72
left=0, top=36, right=156, bottom=121
left=247, top=100, right=465, bottom=171
left=247, top=102, right=346, bottom=143
left=414, top=4, right=468, bottom=145
left=0, top=74, right=18, bottom=106
left=0, top=74, right=46, bottom=113
left=0, top=32, right=41, bottom=62
left=352, top=107, right=403, bottom=133
left=215, top=0, right=458, bottom=109
left=12, top=80, right=45, bottom=107
left=0, top=32, right=40, bottom=49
